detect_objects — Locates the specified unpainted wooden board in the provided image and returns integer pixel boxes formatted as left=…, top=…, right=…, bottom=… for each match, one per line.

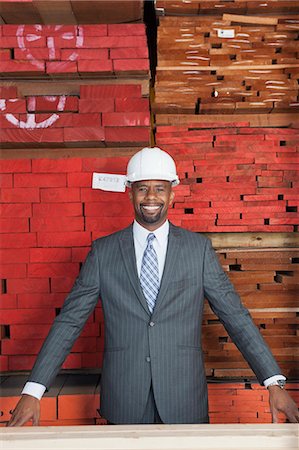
left=1, top=424, right=298, bottom=450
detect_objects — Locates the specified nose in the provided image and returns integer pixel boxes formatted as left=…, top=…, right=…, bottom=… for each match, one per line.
left=144, top=186, right=157, bottom=199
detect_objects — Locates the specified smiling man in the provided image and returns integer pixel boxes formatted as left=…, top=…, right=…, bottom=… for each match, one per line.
left=129, top=180, right=174, bottom=229
left=8, top=147, right=298, bottom=426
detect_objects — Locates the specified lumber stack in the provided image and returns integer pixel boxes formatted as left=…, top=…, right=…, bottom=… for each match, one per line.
left=157, top=124, right=298, bottom=232
left=0, top=23, right=151, bottom=148
left=1, top=374, right=298, bottom=425
left=156, top=1, right=299, bottom=15
left=0, top=85, right=150, bottom=147
left=154, top=10, right=299, bottom=115
left=0, top=156, right=130, bottom=373
left=0, top=24, right=149, bottom=78
left=204, top=248, right=298, bottom=379
left=0, top=1, right=144, bottom=24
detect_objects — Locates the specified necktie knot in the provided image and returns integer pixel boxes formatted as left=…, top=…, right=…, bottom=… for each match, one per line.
left=147, top=233, right=155, bottom=245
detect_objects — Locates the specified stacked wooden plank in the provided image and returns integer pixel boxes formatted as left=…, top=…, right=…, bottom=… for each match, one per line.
left=0, top=156, right=130, bottom=373
left=0, top=24, right=149, bottom=77
left=156, top=124, right=299, bottom=232
left=156, top=0, right=299, bottom=15
left=1, top=374, right=298, bottom=425
left=0, top=1, right=144, bottom=25
left=154, top=13, right=299, bottom=115
left=0, top=374, right=102, bottom=426
left=0, top=85, right=150, bottom=147
left=0, top=22, right=151, bottom=148
left=204, top=248, right=298, bottom=379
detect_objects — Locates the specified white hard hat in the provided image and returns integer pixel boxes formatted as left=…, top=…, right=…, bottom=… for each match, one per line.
left=126, top=147, right=180, bottom=186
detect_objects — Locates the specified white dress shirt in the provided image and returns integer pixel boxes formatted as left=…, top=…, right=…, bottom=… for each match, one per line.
left=22, top=219, right=285, bottom=399
left=133, top=219, right=169, bottom=282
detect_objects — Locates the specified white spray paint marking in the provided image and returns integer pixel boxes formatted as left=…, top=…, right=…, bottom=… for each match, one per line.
left=67, top=25, right=84, bottom=61
left=47, top=36, right=56, bottom=60
left=16, top=24, right=84, bottom=66
left=57, top=96, right=66, bottom=111
left=3, top=96, right=66, bottom=129
left=26, top=34, right=42, bottom=42
left=0, top=99, right=6, bottom=111
left=16, top=25, right=44, bottom=69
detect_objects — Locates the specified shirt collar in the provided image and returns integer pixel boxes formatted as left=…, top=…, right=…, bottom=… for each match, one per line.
left=133, top=220, right=169, bottom=247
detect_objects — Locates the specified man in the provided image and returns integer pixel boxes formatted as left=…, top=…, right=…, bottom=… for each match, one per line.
left=8, top=147, right=298, bottom=426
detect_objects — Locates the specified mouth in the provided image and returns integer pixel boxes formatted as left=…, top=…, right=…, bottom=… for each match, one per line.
left=141, top=204, right=162, bottom=213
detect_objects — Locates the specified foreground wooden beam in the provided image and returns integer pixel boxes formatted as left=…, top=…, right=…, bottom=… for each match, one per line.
left=206, top=233, right=299, bottom=249
left=1, top=424, right=298, bottom=450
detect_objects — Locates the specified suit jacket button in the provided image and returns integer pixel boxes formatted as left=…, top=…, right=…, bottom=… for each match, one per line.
left=146, top=357, right=151, bottom=362
left=149, top=321, right=155, bottom=327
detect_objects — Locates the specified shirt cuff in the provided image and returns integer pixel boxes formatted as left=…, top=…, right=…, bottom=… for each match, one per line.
left=21, top=382, right=46, bottom=400
left=263, top=375, right=287, bottom=388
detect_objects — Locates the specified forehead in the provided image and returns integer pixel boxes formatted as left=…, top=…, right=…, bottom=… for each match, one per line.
left=133, top=180, right=171, bottom=188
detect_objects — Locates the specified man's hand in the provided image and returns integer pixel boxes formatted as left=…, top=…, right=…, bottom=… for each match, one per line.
left=268, top=385, right=299, bottom=423
left=7, top=394, right=40, bottom=427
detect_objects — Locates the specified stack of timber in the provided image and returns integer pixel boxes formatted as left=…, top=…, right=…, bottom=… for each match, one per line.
left=0, top=24, right=149, bottom=78
left=1, top=374, right=298, bottom=425
left=0, top=0, right=144, bottom=25
left=204, top=247, right=298, bottom=379
left=156, top=124, right=299, bottom=232
left=154, top=3, right=299, bottom=117
left=0, top=22, right=151, bottom=148
left=156, top=1, right=299, bottom=15
left=0, top=84, right=150, bottom=147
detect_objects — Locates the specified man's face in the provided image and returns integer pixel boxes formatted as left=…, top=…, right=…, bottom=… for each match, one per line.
left=129, top=180, right=175, bottom=230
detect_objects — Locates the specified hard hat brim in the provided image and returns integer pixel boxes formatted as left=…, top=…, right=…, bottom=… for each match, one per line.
left=126, top=176, right=180, bottom=187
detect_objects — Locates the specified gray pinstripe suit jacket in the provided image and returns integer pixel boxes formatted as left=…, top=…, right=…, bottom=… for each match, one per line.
left=29, top=223, right=281, bottom=424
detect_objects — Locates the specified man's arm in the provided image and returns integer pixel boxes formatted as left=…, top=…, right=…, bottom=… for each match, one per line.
left=7, top=242, right=101, bottom=427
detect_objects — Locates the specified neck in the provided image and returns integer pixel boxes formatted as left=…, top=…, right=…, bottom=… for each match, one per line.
left=135, top=218, right=168, bottom=232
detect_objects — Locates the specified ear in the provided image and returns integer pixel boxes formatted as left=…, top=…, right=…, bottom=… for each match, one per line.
left=169, top=189, right=175, bottom=206
left=128, top=188, right=133, bottom=203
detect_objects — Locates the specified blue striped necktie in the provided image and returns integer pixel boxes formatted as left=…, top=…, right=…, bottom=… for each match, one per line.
left=140, top=233, right=159, bottom=313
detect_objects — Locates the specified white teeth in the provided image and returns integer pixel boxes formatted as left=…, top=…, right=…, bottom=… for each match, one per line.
left=143, top=206, right=160, bottom=211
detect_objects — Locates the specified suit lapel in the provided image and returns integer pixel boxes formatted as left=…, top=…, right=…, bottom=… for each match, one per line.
left=118, top=225, right=151, bottom=316
left=152, top=223, right=181, bottom=318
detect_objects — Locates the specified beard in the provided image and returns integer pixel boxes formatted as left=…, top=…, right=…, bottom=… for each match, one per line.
left=141, top=210, right=162, bottom=224
left=138, top=205, right=164, bottom=225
